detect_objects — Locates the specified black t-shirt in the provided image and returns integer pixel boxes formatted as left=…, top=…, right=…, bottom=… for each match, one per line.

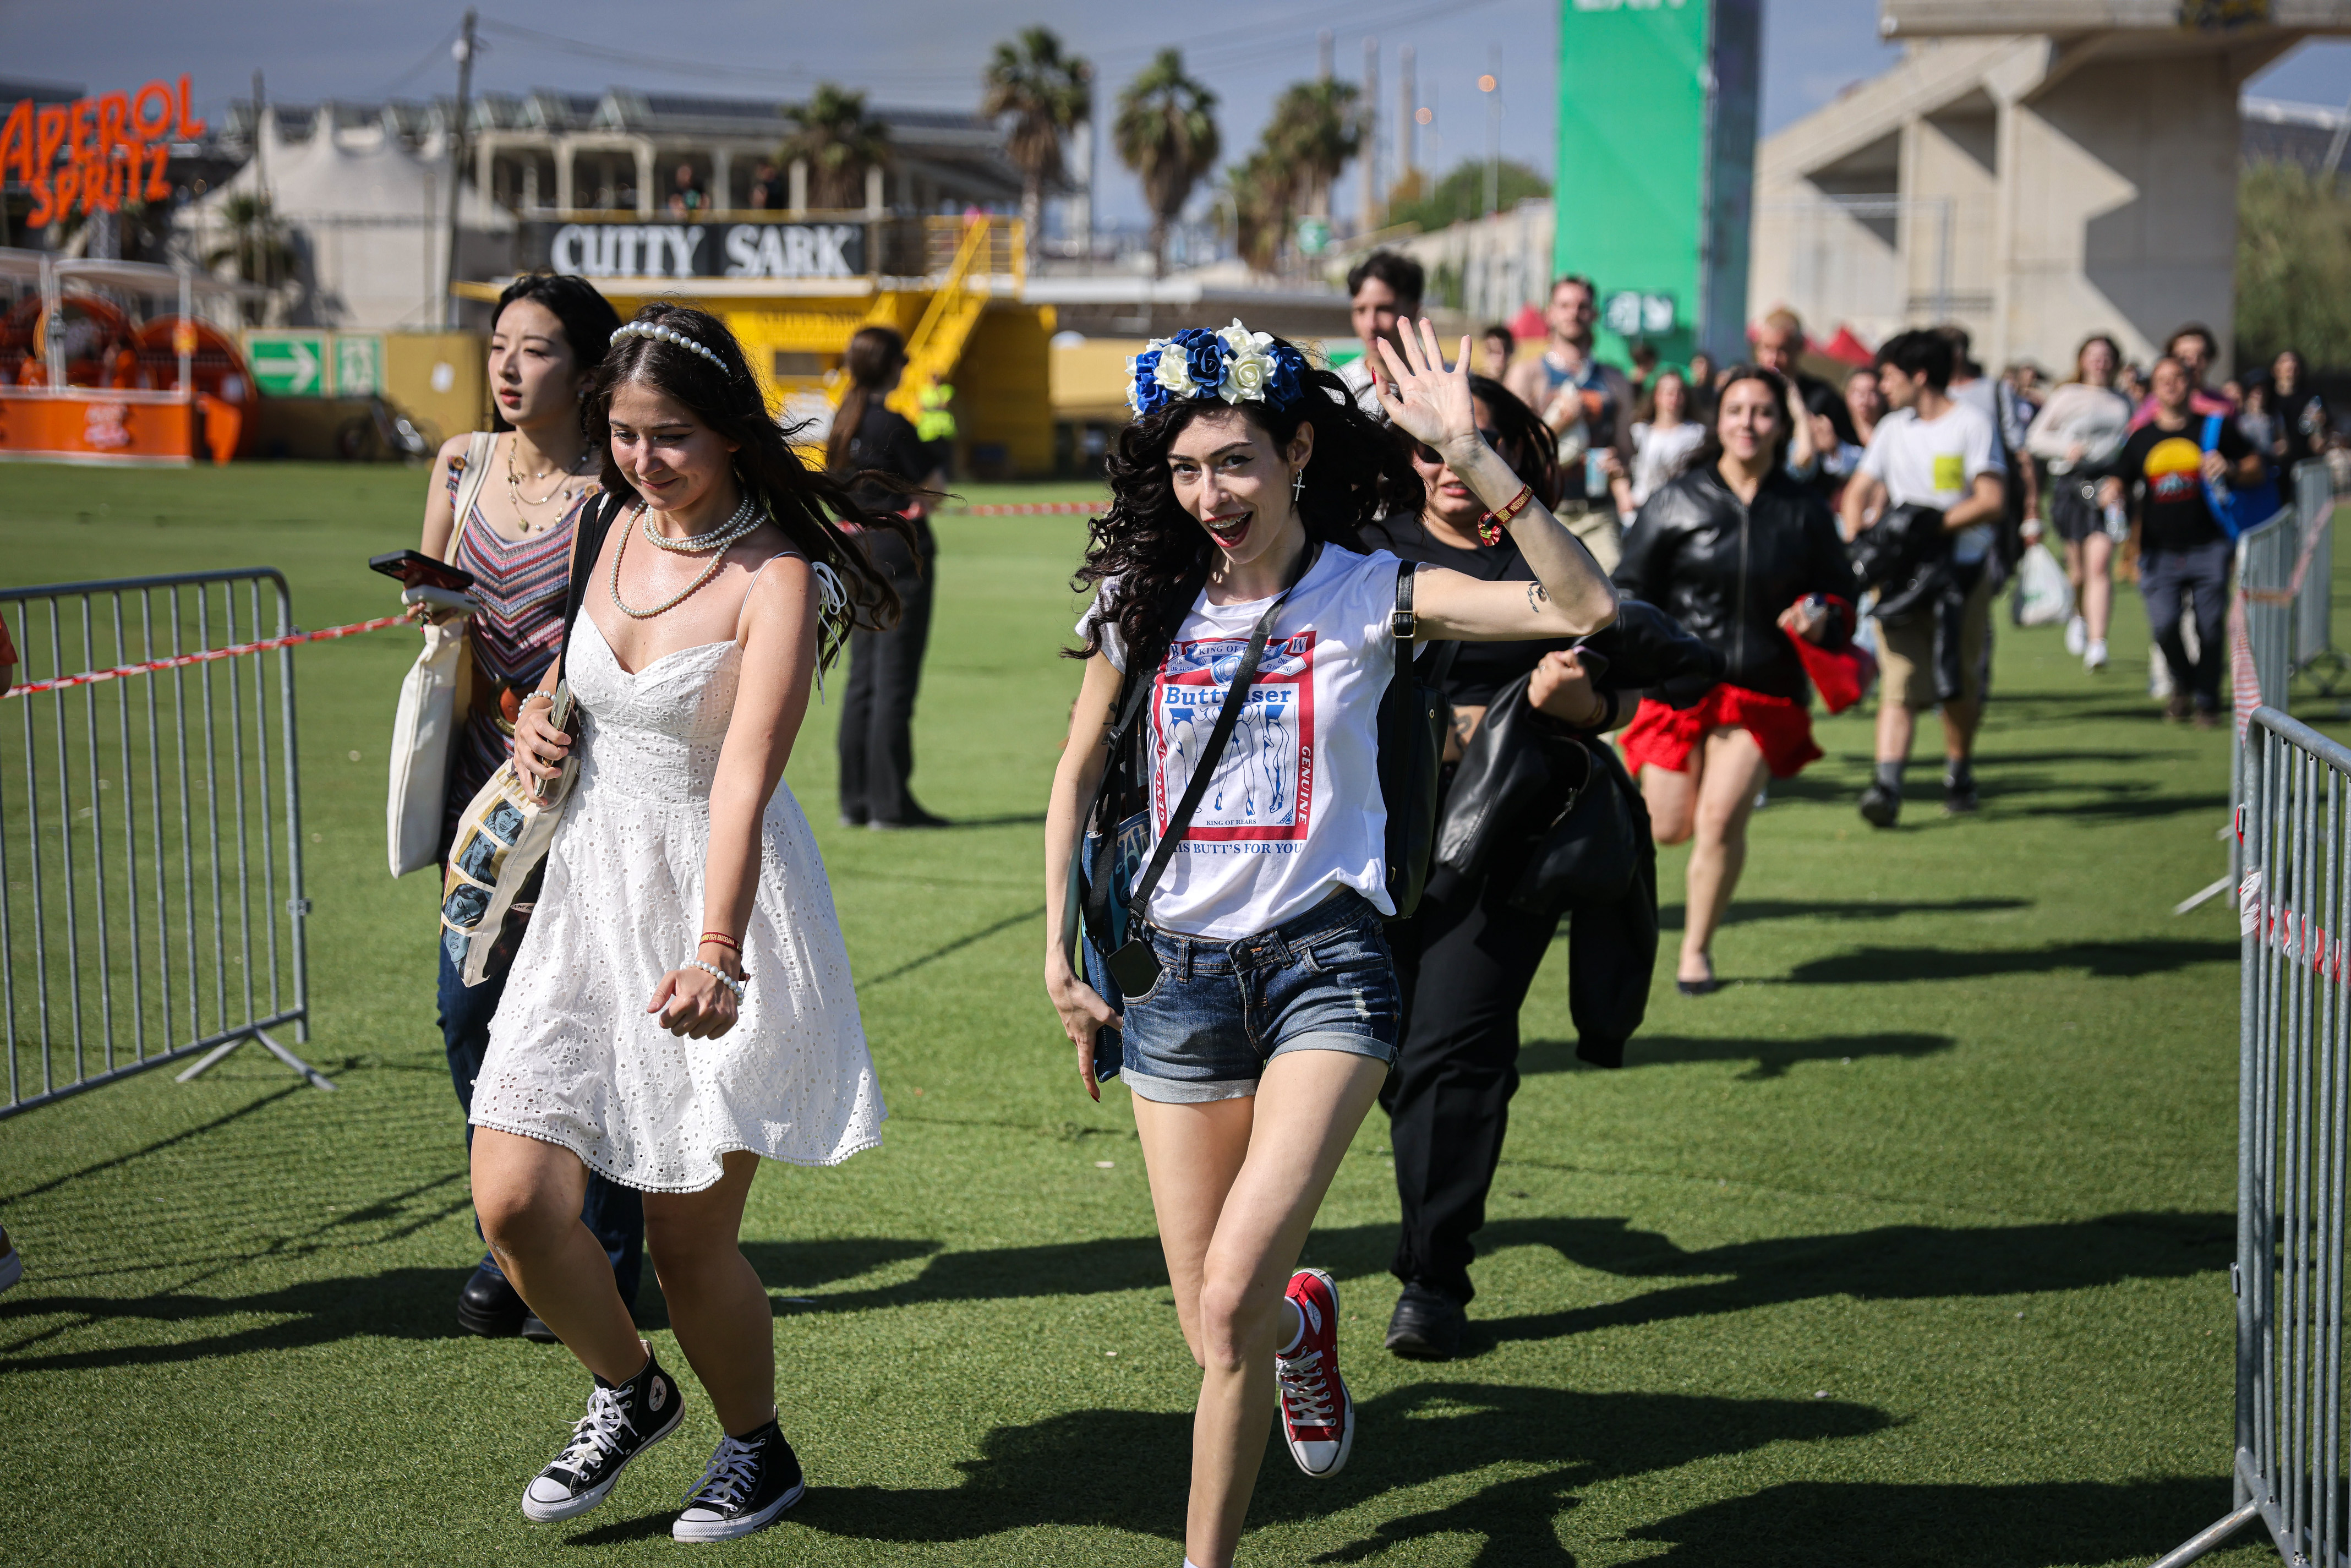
left=2110, top=416, right=2251, bottom=553
left=2277, top=388, right=2333, bottom=467
left=1357, top=511, right=1572, bottom=707
left=837, top=403, right=937, bottom=558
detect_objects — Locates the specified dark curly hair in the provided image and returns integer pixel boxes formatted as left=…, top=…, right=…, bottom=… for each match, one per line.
left=1073, top=340, right=1419, bottom=667
left=586, top=302, right=914, bottom=672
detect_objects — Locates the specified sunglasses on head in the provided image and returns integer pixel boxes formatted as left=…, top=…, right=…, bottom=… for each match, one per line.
left=1412, top=428, right=1503, bottom=465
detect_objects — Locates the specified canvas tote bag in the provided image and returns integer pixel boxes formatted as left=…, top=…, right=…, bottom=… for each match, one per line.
left=385, top=429, right=494, bottom=876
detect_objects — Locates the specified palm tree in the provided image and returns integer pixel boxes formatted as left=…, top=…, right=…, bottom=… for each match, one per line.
left=1219, top=151, right=1292, bottom=277
left=781, top=83, right=890, bottom=209
left=1267, top=79, right=1365, bottom=222
left=1114, top=49, right=1220, bottom=277
left=982, top=26, right=1092, bottom=265
left=202, top=192, right=298, bottom=323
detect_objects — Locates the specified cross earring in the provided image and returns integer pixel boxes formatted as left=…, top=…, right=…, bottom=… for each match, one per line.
left=1291, top=471, right=1305, bottom=505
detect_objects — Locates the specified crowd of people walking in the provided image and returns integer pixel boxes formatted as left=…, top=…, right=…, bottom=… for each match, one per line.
left=360, top=252, right=2334, bottom=1561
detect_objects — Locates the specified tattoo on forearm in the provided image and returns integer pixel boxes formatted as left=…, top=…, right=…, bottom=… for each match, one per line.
left=1527, top=580, right=1548, bottom=614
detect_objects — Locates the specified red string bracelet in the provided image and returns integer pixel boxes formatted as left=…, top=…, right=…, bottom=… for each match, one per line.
left=698, top=932, right=740, bottom=953
left=1477, top=482, right=1535, bottom=546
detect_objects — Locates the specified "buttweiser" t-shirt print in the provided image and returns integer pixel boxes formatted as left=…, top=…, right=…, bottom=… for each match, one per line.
left=1152, top=630, right=1317, bottom=849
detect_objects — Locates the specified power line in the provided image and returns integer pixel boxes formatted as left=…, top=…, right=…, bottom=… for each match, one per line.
left=374, top=20, right=466, bottom=99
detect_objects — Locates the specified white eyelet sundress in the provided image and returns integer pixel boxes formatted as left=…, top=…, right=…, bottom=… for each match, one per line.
left=468, top=574, right=884, bottom=1193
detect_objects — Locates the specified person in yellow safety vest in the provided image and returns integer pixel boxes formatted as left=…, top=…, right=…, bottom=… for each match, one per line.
left=916, top=378, right=957, bottom=446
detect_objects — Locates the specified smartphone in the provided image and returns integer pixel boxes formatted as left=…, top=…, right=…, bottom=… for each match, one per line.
left=369, top=549, right=477, bottom=594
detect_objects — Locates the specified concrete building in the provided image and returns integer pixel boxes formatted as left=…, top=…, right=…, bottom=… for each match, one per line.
left=1750, top=1, right=2351, bottom=376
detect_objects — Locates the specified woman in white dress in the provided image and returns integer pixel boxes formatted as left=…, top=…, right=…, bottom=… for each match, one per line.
left=468, top=304, right=907, bottom=1542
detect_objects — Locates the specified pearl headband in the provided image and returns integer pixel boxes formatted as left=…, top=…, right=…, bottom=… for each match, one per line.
left=611, top=320, right=727, bottom=371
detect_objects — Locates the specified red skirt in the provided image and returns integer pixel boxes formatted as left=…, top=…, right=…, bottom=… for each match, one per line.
left=1619, top=684, right=1822, bottom=780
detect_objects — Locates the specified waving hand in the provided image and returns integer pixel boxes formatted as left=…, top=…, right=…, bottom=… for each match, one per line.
left=1375, top=319, right=1480, bottom=463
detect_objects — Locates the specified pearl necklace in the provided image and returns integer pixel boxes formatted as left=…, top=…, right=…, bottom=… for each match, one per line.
left=609, top=501, right=766, bottom=620
left=637, top=491, right=759, bottom=552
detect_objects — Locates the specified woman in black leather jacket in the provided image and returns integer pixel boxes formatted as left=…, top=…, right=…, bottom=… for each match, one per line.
left=1614, top=365, right=1850, bottom=994
left=1360, top=376, right=1622, bottom=1361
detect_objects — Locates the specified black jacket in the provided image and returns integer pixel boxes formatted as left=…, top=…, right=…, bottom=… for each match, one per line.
left=1612, top=465, right=1853, bottom=703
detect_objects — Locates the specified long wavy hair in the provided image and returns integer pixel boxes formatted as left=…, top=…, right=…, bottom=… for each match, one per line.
left=823, top=324, right=906, bottom=474
left=586, top=302, right=914, bottom=670
left=1074, top=341, right=1419, bottom=667
left=1685, top=363, right=1795, bottom=479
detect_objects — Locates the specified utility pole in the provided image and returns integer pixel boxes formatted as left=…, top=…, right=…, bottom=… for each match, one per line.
left=251, top=70, right=271, bottom=314
left=1360, top=39, right=1380, bottom=234
left=443, top=9, right=477, bottom=330
left=1481, top=50, right=1501, bottom=218
left=1397, top=46, right=1415, bottom=194
left=1318, top=30, right=1334, bottom=82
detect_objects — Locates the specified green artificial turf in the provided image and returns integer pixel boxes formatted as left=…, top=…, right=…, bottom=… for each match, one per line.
left=0, top=460, right=2292, bottom=1564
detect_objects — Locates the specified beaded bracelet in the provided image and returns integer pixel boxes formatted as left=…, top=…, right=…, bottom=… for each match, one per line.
left=685, top=959, right=747, bottom=1003
left=1477, top=482, right=1536, bottom=547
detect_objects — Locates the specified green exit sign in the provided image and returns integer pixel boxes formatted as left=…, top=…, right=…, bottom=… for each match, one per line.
left=244, top=331, right=330, bottom=397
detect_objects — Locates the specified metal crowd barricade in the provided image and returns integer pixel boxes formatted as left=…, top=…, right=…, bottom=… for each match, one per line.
left=1, top=569, right=332, bottom=1119
left=2159, top=705, right=2351, bottom=1567
left=2295, top=459, right=2343, bottom=689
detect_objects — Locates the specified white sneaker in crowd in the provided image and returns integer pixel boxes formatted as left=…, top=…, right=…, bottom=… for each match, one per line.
left=2085, top=638, right=2109, bottom=673
left=2064, top=615, right=2087, bottom=657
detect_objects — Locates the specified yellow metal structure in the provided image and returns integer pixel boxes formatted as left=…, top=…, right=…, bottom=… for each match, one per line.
left=450, top=218, right=1052, bottom=473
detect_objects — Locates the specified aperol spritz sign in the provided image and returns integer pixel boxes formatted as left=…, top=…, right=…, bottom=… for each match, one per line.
left=1, top=77, right=207, bottom=230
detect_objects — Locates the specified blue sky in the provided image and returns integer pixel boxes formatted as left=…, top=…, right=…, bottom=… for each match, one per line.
left=6, top=0, right=2344, bottom=230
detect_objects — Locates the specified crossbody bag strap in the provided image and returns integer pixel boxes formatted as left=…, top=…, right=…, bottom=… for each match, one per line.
left=556, top=490, right=625, bottom=679
left=1122, top=543, right=1320, bottom=932
left=446, top=429, right=499, bottom=563
left=1390, top=560, right=1462, bottom=682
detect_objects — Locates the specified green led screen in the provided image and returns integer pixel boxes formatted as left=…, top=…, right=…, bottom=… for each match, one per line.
left=1554, top=0, right=1759, bottom=365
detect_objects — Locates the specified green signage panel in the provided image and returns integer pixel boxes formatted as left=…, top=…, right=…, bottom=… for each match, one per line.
left=335, top=334, right=384, bottom=397
left=1555, top=0, right=1758, bottom=364
left=245, top=331, right=330, bottom=397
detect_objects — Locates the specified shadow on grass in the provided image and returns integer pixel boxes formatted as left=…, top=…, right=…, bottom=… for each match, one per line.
left=1776, top=938, right=2235, bottom=985
left=1519, top=1031, right=1954, bottom=1080
left=1652, top=897, right=2029, bottom=933
left=1624, top=1477, right=2234, bottom=1565
left=0, top=1211, right=2226, bottom=1371
left=1459, top=1209, right=2230, bottom=1352
left=792, top=1383, right=1889, bottom=1565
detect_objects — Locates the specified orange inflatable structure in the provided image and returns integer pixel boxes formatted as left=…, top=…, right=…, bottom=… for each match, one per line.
left=0, top=252, right=253, bottom=466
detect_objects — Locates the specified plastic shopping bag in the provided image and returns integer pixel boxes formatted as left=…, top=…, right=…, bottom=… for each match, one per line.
left=2014, top=541, right=2074, bottom=627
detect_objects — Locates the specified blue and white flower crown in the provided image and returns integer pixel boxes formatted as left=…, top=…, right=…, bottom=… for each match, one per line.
left=1127, top=319, right=1310, bottom=419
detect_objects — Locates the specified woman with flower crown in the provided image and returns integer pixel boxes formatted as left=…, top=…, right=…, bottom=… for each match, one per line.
left=1045, top=318, right=1617, bottom=1566
left=466, top=303, right=909, bottom=1543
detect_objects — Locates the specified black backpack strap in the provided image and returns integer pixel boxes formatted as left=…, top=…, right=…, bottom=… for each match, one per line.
left=1120, top=543, right=1319, bottom=934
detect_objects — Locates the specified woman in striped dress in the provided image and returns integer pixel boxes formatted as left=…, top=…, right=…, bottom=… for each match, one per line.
left=411, top=274, right=634, bottom=1341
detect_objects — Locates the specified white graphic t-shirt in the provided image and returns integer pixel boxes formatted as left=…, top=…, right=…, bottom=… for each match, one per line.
left=1858, top=401, right=2005, bottom=564
left=1079, top=544, right=1403, bottom=939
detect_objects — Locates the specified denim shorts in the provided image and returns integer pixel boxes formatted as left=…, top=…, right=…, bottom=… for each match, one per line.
left=1089, top=889, right=1402, bottom=1104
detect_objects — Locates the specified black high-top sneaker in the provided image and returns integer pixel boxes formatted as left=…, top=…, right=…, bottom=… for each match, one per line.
left=671, top=1419, right=806, bottom=1542
left=519, top=1345, right=686, bottom=1523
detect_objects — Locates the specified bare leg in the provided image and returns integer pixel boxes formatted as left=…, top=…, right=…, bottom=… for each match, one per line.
left=2082, top=532, right=2114, bottom=644
left=1636, top=760, right=1699, bottom=846
left=1875, top=700, right=1916, bottom=767
left=1132, top=1051, right=1391, bottom=1568
left=1940, top=697, right=1980, bottom=766
left=1679, top=726, right=1773, bottom=984
left=643, top=1151, right=773, bottom=1436
left=2062, top=538, right=2085, bottom=600
left=473, top=1128, right=644, bottom=1385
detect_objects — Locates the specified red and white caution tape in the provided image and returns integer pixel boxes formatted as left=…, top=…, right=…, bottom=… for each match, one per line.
left=1, top=615, right=408, bottom=700
left=952, top=501, right=1105, bottom=516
